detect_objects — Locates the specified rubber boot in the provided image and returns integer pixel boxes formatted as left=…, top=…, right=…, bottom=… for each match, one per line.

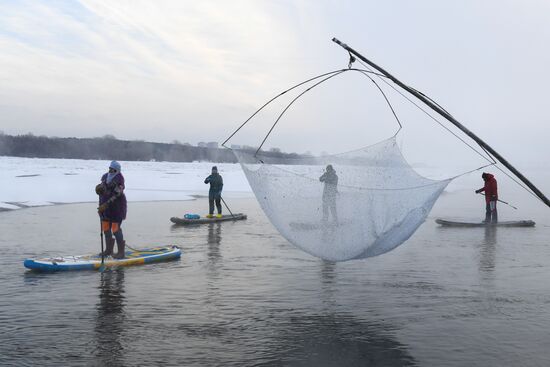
left=102, top=237, right=115, bottom=257
left=491, top=210, right=498, bottom=224
left=113, top=240, right=126, bottom=259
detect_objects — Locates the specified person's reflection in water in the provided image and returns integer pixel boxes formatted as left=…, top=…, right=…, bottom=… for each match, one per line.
left=479, top=226, right=497, bottom=275
left=207, top=223, right=222, bottom=268
left=320, top=260, right=336, bottom=309
left=205, top=223, right=223, bottom=311
left=94, top=269, right=126, bottom=366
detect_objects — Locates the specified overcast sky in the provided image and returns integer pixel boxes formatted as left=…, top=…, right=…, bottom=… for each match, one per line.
left=1, top=0, right=549, bottom=168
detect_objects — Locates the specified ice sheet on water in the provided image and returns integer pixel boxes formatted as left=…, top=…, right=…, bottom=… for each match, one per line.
left=0, top=203, right=21, bottom=210
left=0, top=156, right=252, bottom=209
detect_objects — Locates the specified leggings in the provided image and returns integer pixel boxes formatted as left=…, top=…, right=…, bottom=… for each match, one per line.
left=102, top=221, right=124, bottom=244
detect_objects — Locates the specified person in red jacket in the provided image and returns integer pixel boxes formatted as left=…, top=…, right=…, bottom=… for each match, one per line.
left=475, top=172, right=498, bottom=223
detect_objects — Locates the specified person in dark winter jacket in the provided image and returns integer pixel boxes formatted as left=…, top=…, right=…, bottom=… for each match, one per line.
left=475, top=172, right=498, bottom=223
left=319, top=164, right=338, bottom=222
left=96, top=160, right=127, bottom=258
left=204, top=166, right=223, bottom=218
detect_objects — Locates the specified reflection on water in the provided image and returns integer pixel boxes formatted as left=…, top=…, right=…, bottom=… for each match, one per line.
left=320, top=260, right=336, bottom=309
left=2, top=200, right=550, bottom=366
left=479, top=226, right=497, bottom=274
left=260, top=260, right=416, bottom=367
left=320, top=260, right=336, bottom=286
left=94, top=269, right=126, bottom=366
left=267, top=313, right=416, bottom=367
left=207, top=223, right=222, bottom=267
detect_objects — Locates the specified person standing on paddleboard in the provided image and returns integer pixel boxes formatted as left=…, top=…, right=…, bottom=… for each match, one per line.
left=475, top=172, right=498, bottom=223
left=319, top=164, right=338, bottom=223
left=204, top=166, right=223, bottom=218
left=96, top=161, right=127, bottom=258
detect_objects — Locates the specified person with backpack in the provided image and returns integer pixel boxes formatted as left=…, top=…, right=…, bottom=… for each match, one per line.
left=96, top=160, right=127, bottom=258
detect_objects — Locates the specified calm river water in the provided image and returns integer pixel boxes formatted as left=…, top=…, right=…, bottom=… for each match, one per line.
left=1, top=193, right=550, bottom=366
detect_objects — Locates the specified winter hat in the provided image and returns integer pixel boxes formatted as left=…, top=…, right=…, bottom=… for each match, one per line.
left=211, top=166, right=218, bottom=173
left=109, top=160, right=121, bottom=172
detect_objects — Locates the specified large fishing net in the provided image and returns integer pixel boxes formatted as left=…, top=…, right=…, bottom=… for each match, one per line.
left=223, top=65, right=488, bottom=261
left=233, top=137, right=450, bottom=261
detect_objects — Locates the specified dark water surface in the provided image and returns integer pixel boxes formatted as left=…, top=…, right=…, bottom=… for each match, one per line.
left=1, top=194, right=550, bottom=366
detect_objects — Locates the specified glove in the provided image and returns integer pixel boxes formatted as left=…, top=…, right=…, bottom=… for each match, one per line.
left=95, top=184, right=105, bottom=195
left=98, top=203, right=109, bottom=213
left=475, top=189, right=482, bottom=194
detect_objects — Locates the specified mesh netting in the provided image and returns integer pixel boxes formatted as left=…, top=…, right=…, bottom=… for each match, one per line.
left=234, top=136, right=450, bottom=261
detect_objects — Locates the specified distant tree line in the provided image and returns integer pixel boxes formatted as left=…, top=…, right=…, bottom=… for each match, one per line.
left=0, top=133, right=301, bottom=163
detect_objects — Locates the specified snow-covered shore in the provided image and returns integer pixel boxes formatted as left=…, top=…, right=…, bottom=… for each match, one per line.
left=0, top=157, right=252, bottom=210
left=2, top=156, right=548, bottom=212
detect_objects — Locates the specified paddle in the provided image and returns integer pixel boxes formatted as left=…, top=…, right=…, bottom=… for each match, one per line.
left=221, top=197, right=235, bottom=218
left=99, top=219, right=106, bottom=272
left=477, top=192, right=518, bottom=210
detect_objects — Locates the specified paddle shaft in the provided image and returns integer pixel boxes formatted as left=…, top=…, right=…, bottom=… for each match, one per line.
left=221, top=197, right=235, bottom=217
left=99, top=218, right=105, bottom=265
